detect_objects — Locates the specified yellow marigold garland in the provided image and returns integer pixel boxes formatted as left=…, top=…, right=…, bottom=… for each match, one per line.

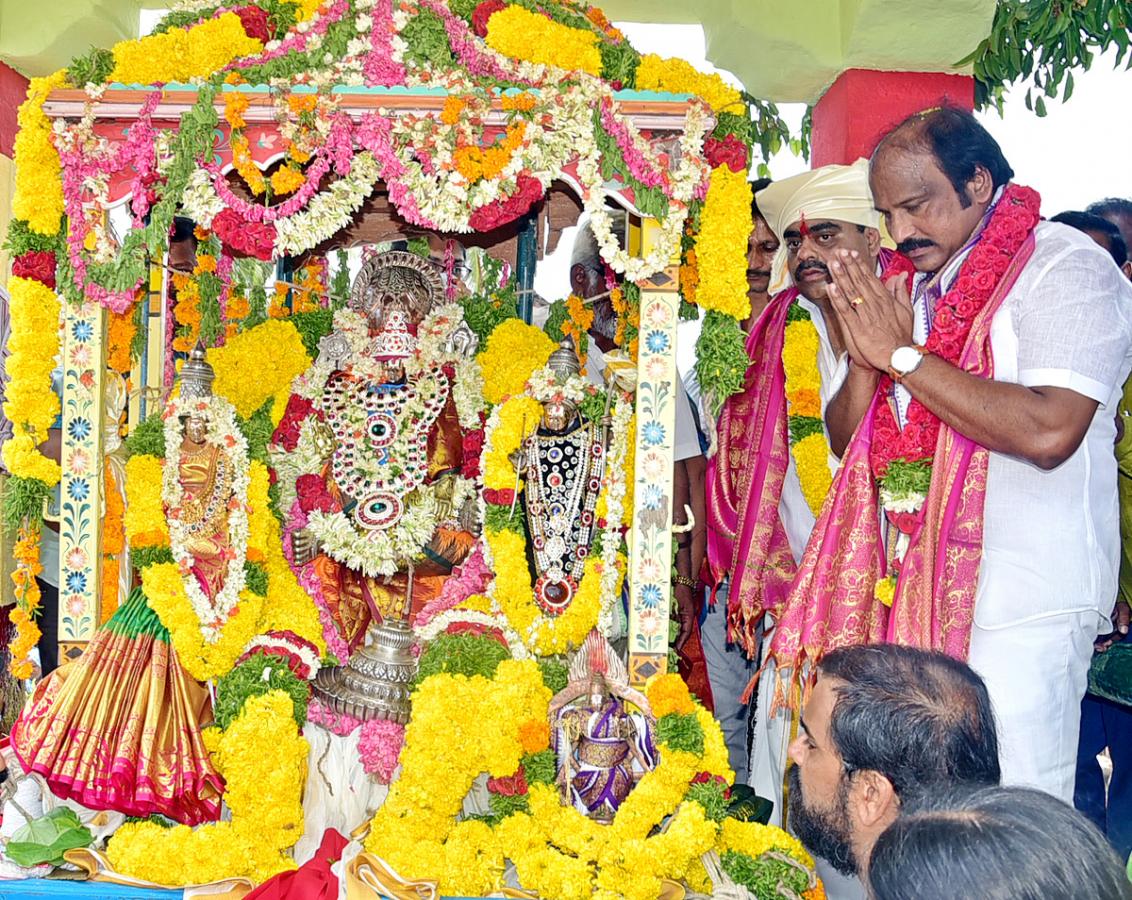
left=142, top=562, right=266, bottom=683
left=716, top=818, right=826, bottom=900
left=107, top=691, right=307, bottom=886
left=1, top=277, right=62, bottom=485
left=485, top=6, right=603, bottom=77
left=783, top=316, right=834, bottom=517
left=124, top=455, right=170, bottom=548
left=206, top=319, right=312, bottom=419
left=108, top=13, right=263, bottom=85
left=12, top=70, right=67, bottom=234
left=475, top=319, right=556, bottom=405
left=131, top=460, right=280, bottom=681
left=366, top=659, right=551, bottom=897
left=694, top=166, right=753, bottom=321
left=635, top=55, right=743, bottom=115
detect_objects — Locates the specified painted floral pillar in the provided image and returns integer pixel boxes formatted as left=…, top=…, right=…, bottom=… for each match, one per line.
left=627, top=218, right=681, bottom=687
left=57, top=300, right=105, bottom=661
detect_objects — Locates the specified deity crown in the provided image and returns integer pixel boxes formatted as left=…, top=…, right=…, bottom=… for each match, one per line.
left=547, top=338, right=582, bottom=383
left=372, top=308, right=417, bottom=360
left=180, top=342, right=215, bottom=399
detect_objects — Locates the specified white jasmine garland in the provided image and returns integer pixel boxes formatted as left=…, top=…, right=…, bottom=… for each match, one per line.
left=415, top=609, right=529, bottom=659
left=306, top=489, right=440, bottom=578
left=273, top=150, right=382, bottom=255
left=161, top=394, right=251, bottom=644
left=598, top=396, right=632, bottom=636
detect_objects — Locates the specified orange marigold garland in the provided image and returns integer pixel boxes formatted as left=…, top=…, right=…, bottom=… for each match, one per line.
left=106, top=307, right=137, bottom=374
left=9, top=524, right=44, bottom=680
left=291, top=259, right=327, bottom=314
left=100, top=466, right=126, bottom=624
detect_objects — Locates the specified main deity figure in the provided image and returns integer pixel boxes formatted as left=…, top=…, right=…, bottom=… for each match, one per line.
left=277, top=251, right=477, bottom=652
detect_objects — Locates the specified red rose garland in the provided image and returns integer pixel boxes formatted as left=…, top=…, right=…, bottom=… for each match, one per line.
left=869, top=183, right=1042, bottom=493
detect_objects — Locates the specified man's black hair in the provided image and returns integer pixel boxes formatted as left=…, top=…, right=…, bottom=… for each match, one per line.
left=1050, top=210, right=1128, bottom=266
left=869, top=785, right=1132, bottom=900
left=875, top=106, right=1015, bottom=207
left=750, top=177, right=772, bottom=221
left=1088, top=197, right=1132, bottom=221
left=818, top=644, right=1001, bottom=803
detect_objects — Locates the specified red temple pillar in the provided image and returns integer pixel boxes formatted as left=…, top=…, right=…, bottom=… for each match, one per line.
left=810, top=69, right=975, bottom=168
left=1, top=61, right=29, bottom=158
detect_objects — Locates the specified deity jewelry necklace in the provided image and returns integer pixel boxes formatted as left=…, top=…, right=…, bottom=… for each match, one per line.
left=524, top=420, right=605, bottom=616
left=179, top=444, right=233, bottom=537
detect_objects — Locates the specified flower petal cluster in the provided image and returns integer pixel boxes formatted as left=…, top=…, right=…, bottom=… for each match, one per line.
left=206, top=319, right=312, bottom=419
left=475, top=318, right=556, bottom=405
left=484, top=6, right=602, bottom=76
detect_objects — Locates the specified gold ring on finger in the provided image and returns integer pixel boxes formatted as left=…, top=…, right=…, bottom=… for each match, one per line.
left=851, top=296, right=864, bottom=306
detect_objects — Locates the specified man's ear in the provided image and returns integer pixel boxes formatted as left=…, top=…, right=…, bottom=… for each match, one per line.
left=865, top=227, right=883, bottom=260
left=1121, top=260, right=1132, bottom=282
left=848, top=769, right=899, bottom=830
left=569, top=263, right=587, bottom=297
left=967, top=164, right=995, bottom=207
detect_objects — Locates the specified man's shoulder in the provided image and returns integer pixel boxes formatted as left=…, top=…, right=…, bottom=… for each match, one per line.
left=1030, top=220, right=1116, bottom=264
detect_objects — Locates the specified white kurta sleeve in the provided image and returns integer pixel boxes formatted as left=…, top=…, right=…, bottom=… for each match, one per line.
left=1013, top=232, right=1132, bottom=404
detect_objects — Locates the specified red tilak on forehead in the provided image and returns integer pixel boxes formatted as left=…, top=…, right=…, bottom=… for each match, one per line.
left=798, top=214, right=810, bottom=238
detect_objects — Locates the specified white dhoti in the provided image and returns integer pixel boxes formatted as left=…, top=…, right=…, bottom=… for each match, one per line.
left=967, top=610, right=1103, bottom=802
left=748, top=654, right=794, bottom=826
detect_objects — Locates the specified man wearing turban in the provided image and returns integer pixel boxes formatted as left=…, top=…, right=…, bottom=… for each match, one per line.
left=705, top=160, right=906, bottom=820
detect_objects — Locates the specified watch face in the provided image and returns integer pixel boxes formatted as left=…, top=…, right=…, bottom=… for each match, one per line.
left=891, top=346, right=922, bottom=372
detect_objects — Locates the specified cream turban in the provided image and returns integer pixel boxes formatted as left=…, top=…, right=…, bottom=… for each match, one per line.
left=755, top=158, right=882, bottom=293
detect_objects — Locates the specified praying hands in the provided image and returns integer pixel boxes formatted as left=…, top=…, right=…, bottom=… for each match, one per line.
left=826, top=248, right=915, bottom=372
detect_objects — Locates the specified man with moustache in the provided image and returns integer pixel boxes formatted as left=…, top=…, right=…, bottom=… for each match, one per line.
left=768, top=106, right=1132, bottom=804
left=786, top=644, right=1000, bottom=881
left=705, top=164, right=901, bottom=809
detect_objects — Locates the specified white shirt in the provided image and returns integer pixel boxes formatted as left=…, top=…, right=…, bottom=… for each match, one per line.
left=907, top=222, right=1132, bottom=628
left=586, top=342, right=701, bottom=462
left=779, top=297, right=849, bottom=560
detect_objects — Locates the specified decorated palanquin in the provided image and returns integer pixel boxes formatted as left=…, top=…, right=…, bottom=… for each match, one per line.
left=0, top=0, right=824, bottom=898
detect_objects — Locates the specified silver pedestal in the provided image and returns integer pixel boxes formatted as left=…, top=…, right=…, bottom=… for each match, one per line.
left=311, top=617, right=418, bottom=723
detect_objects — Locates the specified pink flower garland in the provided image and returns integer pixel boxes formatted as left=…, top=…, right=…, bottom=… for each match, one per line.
left=307, top=696, right=405, bottom=783
left=362, top=0, right=406, bottom=87
left=58, top=91, right=162, bottom=313
left=355, top=113, right=435, bottom=228
left=421, top=0, right=514, bottom=83
left=413, top=541, right=491, bottom=627
left=599, top=96, right=668, bottom=191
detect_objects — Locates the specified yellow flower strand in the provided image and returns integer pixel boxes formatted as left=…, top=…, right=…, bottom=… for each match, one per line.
left=782, top=317, right=834, bottom=517
left=12, top=70, right=68, bottom=234
left=1, top=276, right=61, bottom=485
left=107, top=691, right=307, bottom=886
left=206, top=319, right=312, bottom=419
left=485, top=6, right=602, bottom=76
left=693, top=166, right=753, bottom=321
left=108, top=13, right=263, bottom=85
left=475, top=319, right=556, bottom=405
